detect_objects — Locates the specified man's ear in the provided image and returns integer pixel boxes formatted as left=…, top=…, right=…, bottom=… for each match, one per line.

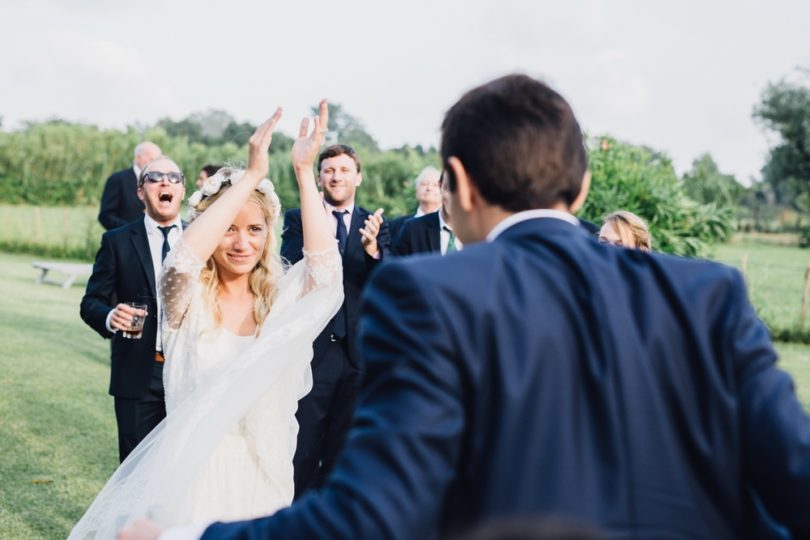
left=570, top=170, right=591, bottom=214
left=447, top=156, right=475, bottom=212
left=355, top=173, right=363, bottom=187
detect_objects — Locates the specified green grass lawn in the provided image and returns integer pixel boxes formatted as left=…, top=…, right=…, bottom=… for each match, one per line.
left=0, top=252, right=116, bottom=539
left=0, top=205, right=103, bottom=261
left=711, top=239, right=810, bottom=331
left=1, top=247, right=809, bottom=539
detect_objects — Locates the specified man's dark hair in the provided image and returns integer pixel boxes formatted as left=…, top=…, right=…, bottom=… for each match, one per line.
left=441, top=74, right=588, bottom=211
left=202, top=164, right=223, bottom=177
left=318, top=144, right=362, bottom=173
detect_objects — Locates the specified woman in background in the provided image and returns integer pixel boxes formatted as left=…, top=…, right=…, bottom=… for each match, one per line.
left=599, top=210, right=652, bottom=251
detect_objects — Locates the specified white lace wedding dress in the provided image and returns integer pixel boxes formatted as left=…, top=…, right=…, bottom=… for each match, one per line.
left=69, top=240, right=342, bottom=539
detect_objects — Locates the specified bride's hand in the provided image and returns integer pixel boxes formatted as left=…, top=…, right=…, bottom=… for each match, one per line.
left=246, top=107, right=283, bottom=179
left=292, top=99, right=329, bottom=173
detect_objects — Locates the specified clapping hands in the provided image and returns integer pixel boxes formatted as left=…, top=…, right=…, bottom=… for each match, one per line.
left=360, top=208, right=385, bottom=257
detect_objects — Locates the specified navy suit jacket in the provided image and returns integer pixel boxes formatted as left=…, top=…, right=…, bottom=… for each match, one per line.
left=391, top=211, right=440, bottom=256
left=80, top=219, right=160, bottom=398
left=204, top=217, right=810, bottom=539
left=387, top=213, right=414, bottom=247
left=280, top=206, right=390, bottom=366
left=98, top=167, right=145, bottom=230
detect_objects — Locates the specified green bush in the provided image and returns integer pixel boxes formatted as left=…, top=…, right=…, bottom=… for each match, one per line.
left=0, top=121, right=439, bottom=218
left=583, top=136, right=733, bottom=256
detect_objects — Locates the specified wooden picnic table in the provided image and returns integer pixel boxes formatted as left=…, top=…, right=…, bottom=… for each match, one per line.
left=32, top=261, right=93, bottom=288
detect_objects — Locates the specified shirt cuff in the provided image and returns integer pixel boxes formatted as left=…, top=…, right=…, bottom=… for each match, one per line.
left=105, top=309, right=117, bottom=334
left=159, top=523, right=210, bottom=540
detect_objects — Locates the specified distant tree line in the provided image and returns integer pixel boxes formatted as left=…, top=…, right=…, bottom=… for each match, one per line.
left=8, top=88, right=810, bottom=255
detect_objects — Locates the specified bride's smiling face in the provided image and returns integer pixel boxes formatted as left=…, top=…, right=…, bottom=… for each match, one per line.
left=212, top=201, right=268, bottom=278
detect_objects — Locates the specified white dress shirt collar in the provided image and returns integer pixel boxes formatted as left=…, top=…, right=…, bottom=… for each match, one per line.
left=323, top=202, right=355, bottom=217
left=143, top=213, right=183, bottom=234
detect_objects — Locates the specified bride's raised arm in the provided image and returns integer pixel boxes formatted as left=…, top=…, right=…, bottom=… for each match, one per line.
left=180, top=108, right=284, bottom=263
left=292, top=99, right=335, bottom=254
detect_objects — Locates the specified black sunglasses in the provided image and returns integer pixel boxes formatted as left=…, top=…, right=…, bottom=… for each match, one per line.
left=140, top=171, right=185, bottom=185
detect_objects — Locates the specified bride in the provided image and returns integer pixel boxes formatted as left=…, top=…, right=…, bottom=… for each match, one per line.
left=70, top=102, right=343, bottom=538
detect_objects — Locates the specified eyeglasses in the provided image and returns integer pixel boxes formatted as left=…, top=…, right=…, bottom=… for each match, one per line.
left=140, top=171, right=185, bottom=185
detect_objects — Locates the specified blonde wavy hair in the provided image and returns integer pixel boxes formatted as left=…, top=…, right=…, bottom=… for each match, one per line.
left=189, top=168, right=283, bottom=334
left=600, top=211, right=652, bottom=252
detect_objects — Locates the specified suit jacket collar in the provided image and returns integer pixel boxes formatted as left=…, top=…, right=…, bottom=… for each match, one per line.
left=488, top=209, right=579, bottom=241
left=129, top=220, right=156, bottom=295
left=494, top=215, right=586, bottom=245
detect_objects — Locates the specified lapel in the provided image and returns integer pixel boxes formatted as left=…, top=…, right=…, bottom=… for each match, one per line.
left=130, top=220, right=156, bottom=296
left=426, top=212, right=440, bottom=253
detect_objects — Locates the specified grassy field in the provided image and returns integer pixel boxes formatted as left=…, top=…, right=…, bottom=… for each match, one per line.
left=711, top=238, right=810, bottom=331
left=0, top=205, right=103, bottom=261
left=0, top=248, right=809, bottom=538
left=0, top=252, right=117, bottom=539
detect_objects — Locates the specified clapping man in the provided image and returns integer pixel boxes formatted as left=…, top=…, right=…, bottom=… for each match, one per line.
left=280, top=144, right=390, bottom=497
left=81, top=156, right=185, bottom=462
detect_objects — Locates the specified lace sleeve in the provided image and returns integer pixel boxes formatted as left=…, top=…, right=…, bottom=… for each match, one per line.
left=301, top=244, right=342, bottom=296
left=159, top=239, right=205, bottom=329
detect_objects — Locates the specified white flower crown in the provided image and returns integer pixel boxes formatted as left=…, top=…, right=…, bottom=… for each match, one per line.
left=187, top=168, right=280, bottom=221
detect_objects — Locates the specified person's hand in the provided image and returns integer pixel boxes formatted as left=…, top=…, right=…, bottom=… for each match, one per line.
left=246, top=108, right=283, bottom=180
left=110, top=303, right=147, bottom=332
left=116, top=518, right=163, bottom=540
left=360, top=208, right=385, bottom=256
left=291, top=99, right=329, bottom=173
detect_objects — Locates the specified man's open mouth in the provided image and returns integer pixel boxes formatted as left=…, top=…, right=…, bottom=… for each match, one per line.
left=159, top=192, right=173, bottom=202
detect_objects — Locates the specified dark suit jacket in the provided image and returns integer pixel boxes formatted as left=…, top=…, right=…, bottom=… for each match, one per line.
left=98, top=168, right=145, bottom=230
left=387, top=213, right=414, bottom=247
left=280, top=206, right=390, bottom=366
left=203, top=217, right=810, bottom=540
left=80, top=219, right=160, bottom=399
left=392, top=211, right=440, bottom=256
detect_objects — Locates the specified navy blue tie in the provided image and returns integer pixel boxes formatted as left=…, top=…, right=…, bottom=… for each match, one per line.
left=333, top=210, right=348, bottom=254
left=158, top=225, right=175, bottom=262
left=331, top=210, right=348, bottom=338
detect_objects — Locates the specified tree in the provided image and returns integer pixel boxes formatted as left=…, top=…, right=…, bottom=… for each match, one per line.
left=753, top=72, right=810, bottom=210
left=221, top=121, right=256, bottom=147
left=681, top=153, right=743, bottom=209
left=188, top=109, right=236, bottom=141
left=156, top=117, right=204, bottom=142
left=310, top=102, right=379, bottom=152
left=583, top=136, right=732, bottom=256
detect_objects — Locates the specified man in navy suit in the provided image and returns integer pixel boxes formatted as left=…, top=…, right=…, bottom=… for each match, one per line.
left=82, top=156, right=185, bottom=462
left=98, top=141, right=162, bottom=230
left=280, top=144, right=390, bottom=498
left=123, top=75, right=810, bottom=540
left=387, top=166, right=443, bottom=243
left=392, top=172, right=461, bottom=256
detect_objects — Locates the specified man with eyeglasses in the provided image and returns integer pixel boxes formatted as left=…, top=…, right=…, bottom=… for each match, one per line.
left=98, top=141, right=162, bottom=230
left=81, top=156, right=186, bottom=462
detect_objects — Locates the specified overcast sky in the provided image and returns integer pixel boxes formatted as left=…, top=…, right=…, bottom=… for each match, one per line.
left=2, top=0, right=808, bottom=183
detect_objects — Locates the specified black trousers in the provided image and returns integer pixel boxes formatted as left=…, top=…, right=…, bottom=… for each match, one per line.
left=113, top=360, right=166, bottom=462
left=293, top=336, right=361, bottom=498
